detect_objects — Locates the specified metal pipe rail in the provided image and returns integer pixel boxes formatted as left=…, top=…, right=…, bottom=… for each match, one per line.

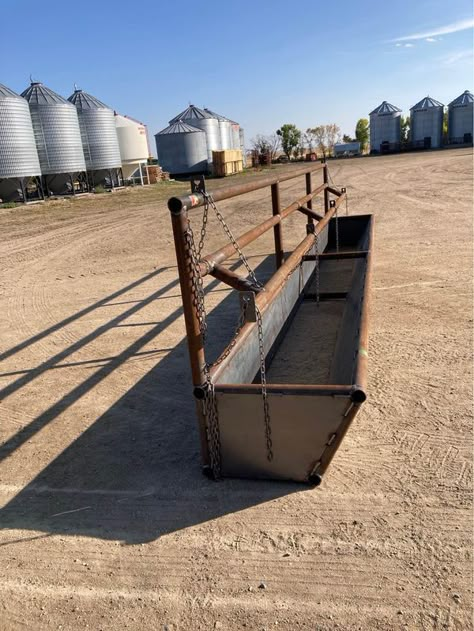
left=168, top=162, right=340, bottom=387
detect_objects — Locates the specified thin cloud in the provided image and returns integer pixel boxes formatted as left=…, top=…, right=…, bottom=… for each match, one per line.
left=425, top=37, right=437, bottom=42
left=395, top=42, right=415, bottom=48
left=442, top=49, right=474, bottom=65
left=392, top=17, right=474, bottom=42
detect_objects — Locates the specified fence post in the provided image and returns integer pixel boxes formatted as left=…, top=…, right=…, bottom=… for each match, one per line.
left=271, top=182, right=284, bottom=268
left=323, top=160, right=329, bottom=214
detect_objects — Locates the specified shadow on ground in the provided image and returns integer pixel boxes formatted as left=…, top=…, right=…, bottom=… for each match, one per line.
left=0, top=256, right=302, bottom=544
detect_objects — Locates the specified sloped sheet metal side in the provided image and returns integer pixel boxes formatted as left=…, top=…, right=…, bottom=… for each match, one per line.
left=211, top=226, right=328, bottom=385
left=216, top=391, right=351, bottom=481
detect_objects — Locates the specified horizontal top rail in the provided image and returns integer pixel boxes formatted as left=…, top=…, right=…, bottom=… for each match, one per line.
left=168, top=162, right=325, bottom=214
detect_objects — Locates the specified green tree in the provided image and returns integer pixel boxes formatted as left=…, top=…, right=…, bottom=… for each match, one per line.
left=442, top=109, right=448, bottom=143
left=400, top=116, right=410, bottom=143
left=276, top=124, right=302, bottom=160
left=355, top=118, right=369, bottom=152
left=343, top=134, right=354, bottom=142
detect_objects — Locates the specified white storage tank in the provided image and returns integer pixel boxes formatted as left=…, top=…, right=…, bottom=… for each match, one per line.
left=369, top=100, right=402, bottom=153
left=155, top=121, right=208, bottom=175
left=448, top=90, right=473, bottom=145
left=410, top=96, right=444, bottom=149
left=115, top=113, right=149, bottom=181
left=229, top=120, right=240, bottom=150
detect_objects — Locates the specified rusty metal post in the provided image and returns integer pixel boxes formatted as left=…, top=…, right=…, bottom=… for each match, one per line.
left=169, top=207, right=206, bottom=387
left=271, top=182, right=284, bottom=268
left=323, top=161, right=329, bottom=214
left=305, top=172, right=314, bottom=227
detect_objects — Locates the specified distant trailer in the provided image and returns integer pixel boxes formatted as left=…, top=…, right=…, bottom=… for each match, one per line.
left=334, top=142, right=361, bottom=158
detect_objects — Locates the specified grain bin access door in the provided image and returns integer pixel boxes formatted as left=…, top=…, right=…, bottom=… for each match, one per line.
left=168, top=167, right=373, bottom=485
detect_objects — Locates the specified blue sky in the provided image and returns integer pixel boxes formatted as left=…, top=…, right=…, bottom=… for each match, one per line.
left=0, top=0, right=472, bottom=149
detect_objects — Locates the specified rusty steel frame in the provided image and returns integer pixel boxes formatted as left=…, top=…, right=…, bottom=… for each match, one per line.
left=168, top=162, right=372, bottom=481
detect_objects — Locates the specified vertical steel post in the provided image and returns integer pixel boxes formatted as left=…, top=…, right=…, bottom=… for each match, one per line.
left=323, top=160, right=329, bottom=214
left=305, top=172, right=314, bottom=227
left=169, top=208, right=207, bottom=386
left=271, top=182, right=284, bottom=268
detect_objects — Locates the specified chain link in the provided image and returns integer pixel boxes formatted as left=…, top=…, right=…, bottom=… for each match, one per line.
left=255, top=305, right=273, bottom=461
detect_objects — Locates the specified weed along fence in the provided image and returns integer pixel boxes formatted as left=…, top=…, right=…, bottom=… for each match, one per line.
left=168, top=162, right=373, bottom=485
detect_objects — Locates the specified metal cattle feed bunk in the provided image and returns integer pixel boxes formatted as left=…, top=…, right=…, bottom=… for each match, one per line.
left=168, top=162, right=373, bottom=485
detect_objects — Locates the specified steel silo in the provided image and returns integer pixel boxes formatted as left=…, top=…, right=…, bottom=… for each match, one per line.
left=68, top=89, right=122, bottom=172
left=229, top=120, right=240, bottom=150
left=410, top=96, right=444, bottom=149
left=369, top=101, right=402, bottom=153
left=0, top=83, right=41, bottom=179
left=204, top=108, right=232, bottom=150
left=155, top=121, right=207, bottom=175
left=169, top=105, right=219, bottom=165
left=21, top=82, right=86, bottom=175
left=448, top=90, right=473, bottom=145
left=239, top=127, right=246, bottom=166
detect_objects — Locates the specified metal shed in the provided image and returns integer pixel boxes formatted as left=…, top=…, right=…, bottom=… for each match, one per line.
left=448, top=90, right=473, bottom=145
left=410, top=96, right=444, bottom=149
left=369, top=101, right=402, bottom=153
left=155, top=121, right=208, bottom=175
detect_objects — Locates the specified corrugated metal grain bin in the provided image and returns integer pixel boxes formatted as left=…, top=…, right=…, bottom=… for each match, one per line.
left=0, top=83, right=41, bottom=179
left=155, top=121, right=208, bottom=175
left=369, top=101, right=402, bottom=153
left=410, top=96, right=444, bottom=149
left=68, top=89, right=122, bottom=171
left=21, top=82, right=86, bottom=175
left=169, top=105, right=219, bottom=165
left=204, top=108, right=232, bottom=151
left=448, top=90, right=473, bottom=145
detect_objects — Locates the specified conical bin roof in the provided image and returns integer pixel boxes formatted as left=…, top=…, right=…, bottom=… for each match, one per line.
left=370, top=100, right=402, bottom=115
left=449, top=90, right=473, bottom=107
left=156, top=121, right=204, bottom=135
left=410, top=96, right=444, bottom=111
left=169, top=105, right=213, bottom=124
left=21, top=82, right=71, bottom=106
left=68, top=89, right=111, bottom=111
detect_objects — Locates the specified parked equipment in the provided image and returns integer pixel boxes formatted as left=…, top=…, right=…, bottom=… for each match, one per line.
left=168, top=163, right=373, bottom=484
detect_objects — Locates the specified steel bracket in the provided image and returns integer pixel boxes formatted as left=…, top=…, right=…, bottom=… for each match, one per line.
left=306, top=222, right=315, bottom=234
left=329, top=199, right=336, bottom=208
left=239, top=291, right=257, bottom=322
left=191, top=175, right=206, bottom=195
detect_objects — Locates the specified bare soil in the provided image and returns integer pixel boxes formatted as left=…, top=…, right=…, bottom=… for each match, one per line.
left=0, top=149, right=472, bottom=630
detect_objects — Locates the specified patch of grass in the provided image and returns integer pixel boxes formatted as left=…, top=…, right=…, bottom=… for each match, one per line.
left=0, top=202, right=18, bottom=209
left=93, top=185, right=107, bottom=194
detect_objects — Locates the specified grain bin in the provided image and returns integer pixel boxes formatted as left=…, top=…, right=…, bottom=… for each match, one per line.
left=169, top=105, right=219, bottom=165
left=204, top=108, right=232, bottom=150
left=369, top=101, right=402, bottom=153
left=448, top=90, right=473, bottom=145
left=410, top=96, right=444, bottom=149
left=239, top=127, right=246, bottom=166
left=21, top=82, right=86, bottom=182
left=155, top=121, right=208, bottom=175
left=0, top=83, right=42, bottom=202
left=68, top=89, right=122, bottom=180
left=115, top=113, right=149, bottom=183
left=229, top=120, right=240, bottom=150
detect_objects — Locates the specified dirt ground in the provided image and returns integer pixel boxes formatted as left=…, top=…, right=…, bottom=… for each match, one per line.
left=0, top=148, right=472, bottom=631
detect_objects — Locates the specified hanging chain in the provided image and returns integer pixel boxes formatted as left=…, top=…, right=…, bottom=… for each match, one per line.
left=255, top=305, right=273, bottom=461
left=203, top=193, right=263, bottom=290
left=314, top=232, right=320, bottom=305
